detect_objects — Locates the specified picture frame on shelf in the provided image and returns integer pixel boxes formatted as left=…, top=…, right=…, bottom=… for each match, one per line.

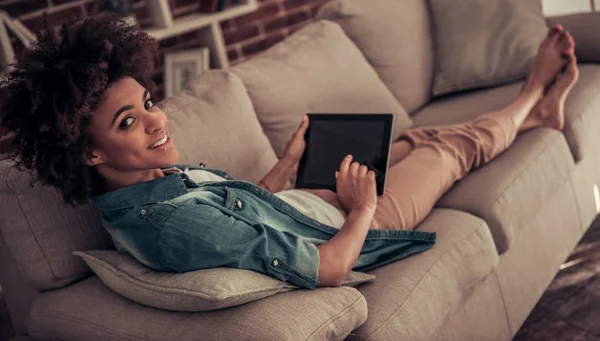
left=164, top=47, right=210, bottom=98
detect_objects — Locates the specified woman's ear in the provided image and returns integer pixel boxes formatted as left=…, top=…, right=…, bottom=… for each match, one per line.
left=84, top=149, right=106, bottom=166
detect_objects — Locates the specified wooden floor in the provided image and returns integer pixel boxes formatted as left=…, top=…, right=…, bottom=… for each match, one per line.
left=514, top=215, right=600, bottom=341
left=1, top=217, right=599, bottom=341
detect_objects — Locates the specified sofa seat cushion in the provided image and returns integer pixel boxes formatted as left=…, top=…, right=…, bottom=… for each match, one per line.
left=411, top=64, right=600, bottom=163
left=28, top=276, right=367, bottom=341
left=232, top=20, right=413, bottom=158
left=352, top=209, right=498, bottom=341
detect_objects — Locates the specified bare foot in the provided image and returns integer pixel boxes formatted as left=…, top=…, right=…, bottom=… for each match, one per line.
left=523, top=25, right=575, bottom=96
left=522, top=54, right=579, bottom=132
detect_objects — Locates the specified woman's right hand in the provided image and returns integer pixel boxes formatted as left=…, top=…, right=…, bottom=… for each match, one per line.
left=335, top=155, right=378, bottom=214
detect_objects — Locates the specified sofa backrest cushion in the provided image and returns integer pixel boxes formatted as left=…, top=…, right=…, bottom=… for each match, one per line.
left=232, top=20, right=413, bottom=158
left=0, top=161, right=113, bottom=291
left=160, top=70, right=279, bottom=183
left=0, top=70, right=277, bottom=291
left=428, top=0, right=547, bottom=96
left=316, top=0, right=435, bottom=114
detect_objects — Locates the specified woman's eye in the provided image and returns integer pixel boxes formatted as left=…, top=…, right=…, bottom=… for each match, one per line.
left=119, top=117, right=135, bottom=129
left=144, top=99, right=154, bottom=110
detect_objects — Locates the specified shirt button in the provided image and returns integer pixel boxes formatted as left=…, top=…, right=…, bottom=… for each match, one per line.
left=272, top=259, right=279, bottom=267
left=140, top=209, right=148, bottom=216
left=234, top=200, right=243, bottom=210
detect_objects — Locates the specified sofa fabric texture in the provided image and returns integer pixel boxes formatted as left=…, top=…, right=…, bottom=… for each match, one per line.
left=161, top=70, right=278, bottom=183
left=429, top=0, right=547, bottom=96
left=437, top=129, right=574, bottom=254
left=0, top=233, right=40, bottom=334
left=0, top=162, right=113, bottom=291
left=559, top=64, right=600, bottom=162
left=75, top=250, right=375, bottom=312
left=347, top=209, right=498, bottom=340
left=316, top=0, right=435, bottom=113
left=231, top=20, right=413, bottom=157
left=494, top=180, right=582, bottom=333
left=27, top=276, right=368, bottom=341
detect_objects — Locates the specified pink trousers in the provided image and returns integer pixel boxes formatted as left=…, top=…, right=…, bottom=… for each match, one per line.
left=309, top=113, right=518, bottom=230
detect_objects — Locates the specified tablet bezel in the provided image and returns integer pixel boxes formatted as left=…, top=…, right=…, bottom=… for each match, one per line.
left=295, top=113, right=395, bottom=196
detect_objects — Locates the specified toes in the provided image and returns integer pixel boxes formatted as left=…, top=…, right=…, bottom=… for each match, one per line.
left=548, top=24, right=564, bottom=39
left=558, top=31, right=575, bottom=50
left=566, top=55, right=579, bottom=74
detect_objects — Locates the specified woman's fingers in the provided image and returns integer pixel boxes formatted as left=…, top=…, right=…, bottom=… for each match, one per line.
left=340, top=156, right=374, bottom=179
left=358, top=164, right=368, bottom=176
left=295, top=115, right=310, bottom=137
left=339, top=154, right=353, bottom=174
left=349, top=161, right=360, bottom=176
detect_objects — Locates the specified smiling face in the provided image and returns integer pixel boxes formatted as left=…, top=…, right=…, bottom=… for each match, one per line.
left=86, top=76, right=179, bottom=189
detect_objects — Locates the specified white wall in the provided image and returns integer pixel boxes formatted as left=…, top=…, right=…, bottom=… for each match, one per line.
left=542, top=0, right=593, bottom=16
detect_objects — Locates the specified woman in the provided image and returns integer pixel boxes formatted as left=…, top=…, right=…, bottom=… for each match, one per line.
left=0, top=14, right=578, bottom=288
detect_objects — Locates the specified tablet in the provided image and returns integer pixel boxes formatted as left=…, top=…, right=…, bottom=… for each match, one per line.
left=295, top=113, right=394, bottom=196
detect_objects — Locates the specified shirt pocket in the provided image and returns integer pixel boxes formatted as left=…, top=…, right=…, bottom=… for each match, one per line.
left=223, top=188, right=267, bottom=221
left=139, top=203, right=177, bottom=230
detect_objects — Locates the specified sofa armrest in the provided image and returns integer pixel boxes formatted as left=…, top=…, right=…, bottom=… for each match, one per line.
left=547, top=12, right=600, bottom=63
left=27, top=276, right=368, bottom=341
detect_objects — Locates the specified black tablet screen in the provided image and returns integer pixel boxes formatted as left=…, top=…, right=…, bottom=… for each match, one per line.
left=296, top=114, right=393, bottom=195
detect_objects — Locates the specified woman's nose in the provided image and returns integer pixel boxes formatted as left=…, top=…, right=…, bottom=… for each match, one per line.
left=145, top=114, right=166, bottom=135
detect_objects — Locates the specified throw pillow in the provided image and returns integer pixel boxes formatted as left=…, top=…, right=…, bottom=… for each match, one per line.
left=429, top=0, right=547, bottom=96
left=161, top=69, right=278, bottom=184
left=316, top=0, right=435, bottom=114
left=232, top=20, right=413, bottom=158
left=75, top=250, right=375, bottom=312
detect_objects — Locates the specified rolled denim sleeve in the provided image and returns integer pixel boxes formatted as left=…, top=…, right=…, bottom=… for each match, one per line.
left=159, top=204, right=320, bottom=289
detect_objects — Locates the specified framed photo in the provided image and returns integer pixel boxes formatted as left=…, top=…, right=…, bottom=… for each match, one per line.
left=164, top=47, right=210, bottom=98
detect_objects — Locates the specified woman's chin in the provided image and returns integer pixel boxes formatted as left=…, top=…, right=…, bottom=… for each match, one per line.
left=162, top=147, right=179, bottom=166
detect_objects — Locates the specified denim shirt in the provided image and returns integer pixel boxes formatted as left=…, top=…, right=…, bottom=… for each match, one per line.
left=93, top=165, right=436, bottom=289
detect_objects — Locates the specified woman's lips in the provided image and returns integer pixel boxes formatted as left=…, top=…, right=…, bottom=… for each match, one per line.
left=148, top=136, right=173, bottom=151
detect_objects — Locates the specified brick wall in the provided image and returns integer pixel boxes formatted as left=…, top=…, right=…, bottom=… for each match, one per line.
left=0, top=0, right=331, bottom=100
left=222, top=0, right=329, bottom=65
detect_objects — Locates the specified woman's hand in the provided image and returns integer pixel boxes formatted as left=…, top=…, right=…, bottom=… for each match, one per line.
left=281, top=116, right=310, bottom=172
left=335, top=155, right=378, bottom=214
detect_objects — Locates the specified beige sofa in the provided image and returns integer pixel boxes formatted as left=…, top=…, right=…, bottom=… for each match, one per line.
left=1, top=1, right=599, bottom=340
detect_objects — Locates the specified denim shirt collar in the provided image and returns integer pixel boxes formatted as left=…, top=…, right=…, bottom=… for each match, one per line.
left=92, top=164, right=229, bottom=211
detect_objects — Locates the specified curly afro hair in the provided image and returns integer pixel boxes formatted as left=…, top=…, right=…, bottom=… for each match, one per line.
left=0, top=12, right=158, bottom=205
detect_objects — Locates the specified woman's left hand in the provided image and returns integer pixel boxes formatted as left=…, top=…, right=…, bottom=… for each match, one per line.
left=282, top=115, right=310, bottom=171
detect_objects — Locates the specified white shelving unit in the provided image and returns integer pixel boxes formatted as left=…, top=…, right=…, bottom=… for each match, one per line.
left=145, top=0, right=258, bottom=69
